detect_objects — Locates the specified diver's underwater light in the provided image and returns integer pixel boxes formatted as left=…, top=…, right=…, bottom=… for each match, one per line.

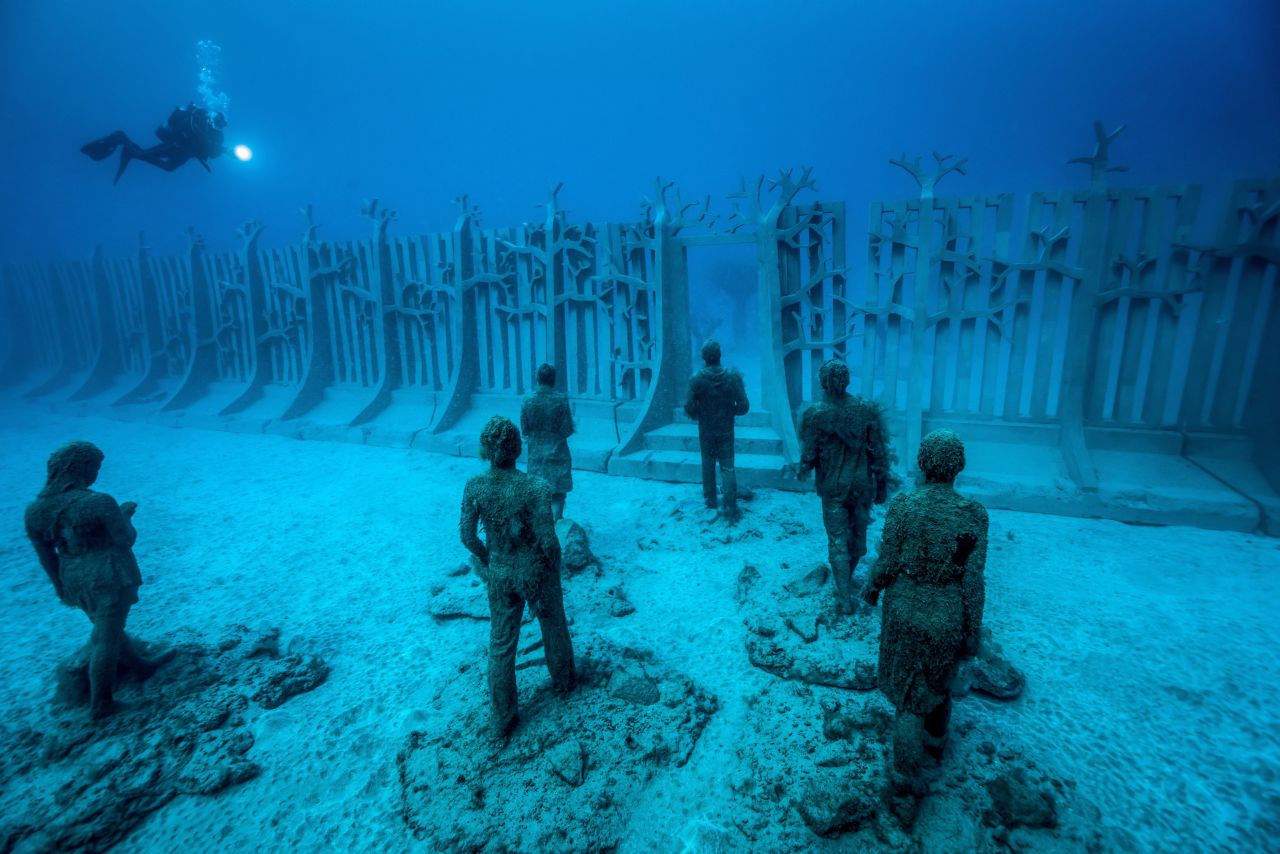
left=233, top=144, right=253, bottom=162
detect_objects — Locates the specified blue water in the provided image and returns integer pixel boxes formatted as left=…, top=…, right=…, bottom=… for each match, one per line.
left=1, top=0, right=1277, bottom=261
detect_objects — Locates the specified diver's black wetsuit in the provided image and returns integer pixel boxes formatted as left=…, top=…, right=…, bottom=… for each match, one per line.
left=82, top=104, right=226, bottom=184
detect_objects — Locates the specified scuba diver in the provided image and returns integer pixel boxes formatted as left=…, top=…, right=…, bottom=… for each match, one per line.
left=81, top=103, right=227, bottom=183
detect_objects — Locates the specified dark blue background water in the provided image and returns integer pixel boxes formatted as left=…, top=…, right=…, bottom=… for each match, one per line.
left=1, top=0, right=1277, bottom=261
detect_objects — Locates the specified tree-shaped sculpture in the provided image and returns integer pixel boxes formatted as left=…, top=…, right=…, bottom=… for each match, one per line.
left=889, top=152, right=968, bottom=201
left=1068, top=121, right=1128, bottom=191
left=493, top=183, right=597, bottom=392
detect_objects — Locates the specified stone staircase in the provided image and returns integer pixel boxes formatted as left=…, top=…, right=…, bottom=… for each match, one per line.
left=607, top=409, right=800, bottom=491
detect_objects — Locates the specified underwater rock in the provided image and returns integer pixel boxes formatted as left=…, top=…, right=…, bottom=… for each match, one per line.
left=956, top=651, right=1027, bottom=701
left=547, top=738, right=588, bottom=787
left=397, top=639, right=718, bottom=852
left=984, top=767, right=1059, bottom=830
left=0, top=625, right=328, bottom=853
left=954, top=632, right=1027, bottom=701
left=794, top=774, right=878, bottom=837
left=783, top=564, right=831, bottom=598
left=606, top=585, right=635, bottom=618
left=555, top=518, right=598, bottom=573
left=820, top=696, right=860, bottom=742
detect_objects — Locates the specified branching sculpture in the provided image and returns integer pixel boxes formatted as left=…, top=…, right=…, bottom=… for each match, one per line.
left=1068, top=120, right=1128, bottom=187
left=725, top=166, right=819, bottom=233
left=890, top=152, right=968, bottom=200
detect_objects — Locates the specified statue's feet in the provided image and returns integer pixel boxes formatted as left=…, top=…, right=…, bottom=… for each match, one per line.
left=120, top=639, right=177, bottom=681
left=490, top=713, right=520, bottom=745
left=885, top=768, right=924, bottom=826
left=89, top=697, right=118, bottom=722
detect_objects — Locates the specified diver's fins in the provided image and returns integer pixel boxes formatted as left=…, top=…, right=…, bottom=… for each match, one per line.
left=81, top=131, right=127, bottom=161
left=112, top=145, right=135, bottom=185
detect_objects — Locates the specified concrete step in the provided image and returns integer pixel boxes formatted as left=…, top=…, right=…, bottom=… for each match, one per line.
left=643, top=423, right=784, bottom=456
left=671, top=408, right=776, bottom=429
left=607, top=448, right=803, bottom=492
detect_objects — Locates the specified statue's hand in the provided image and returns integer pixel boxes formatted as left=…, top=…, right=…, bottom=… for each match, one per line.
left=121, top=501, right=138, bottom=518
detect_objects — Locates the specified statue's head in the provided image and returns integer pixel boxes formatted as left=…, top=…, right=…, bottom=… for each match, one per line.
left=818, top=359, right=851, bottom=397
left=536, top=363, right=556, bottom=388
left=479, top=416, right=522, bottom=468
left=918, top=429, right=965, bottom=484
left=42, top=441, right=105, bottom=496
left=700, top=339, right=721, bottom=366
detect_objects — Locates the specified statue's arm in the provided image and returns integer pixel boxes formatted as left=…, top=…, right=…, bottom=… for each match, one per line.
left=961, top=506, right=989, bottom=656
left=533, top=484, right=562, bottom=568
left=560, top=399, right=575, bottom=439
left=459, top=483, right=488, bottom=565
left=797, top=409, right=817, bottom=479
left=93, top=493, right=137, bottom=548
left=868, top=406, right=893, bottom=504
left=683, top=376, right=699, bottom=420
left=863, top=496, right=906, bottom=605
left=24, top=510, right=63, bottom=600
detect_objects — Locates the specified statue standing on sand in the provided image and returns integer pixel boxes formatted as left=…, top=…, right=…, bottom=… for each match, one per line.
left=24, top=441, right=161, bottom=719
left=520, top=363, right=575, bottom=521
left=797, top=359, right=895, bottom=613
left=460, top=416, right=576, bottom=737
left=862, top=429, right=988, bottom=796
left=684, top=339, right=750, bottom=520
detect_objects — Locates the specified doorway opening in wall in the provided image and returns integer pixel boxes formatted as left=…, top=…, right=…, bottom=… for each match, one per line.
left=685, top=243, right=762, bottom=406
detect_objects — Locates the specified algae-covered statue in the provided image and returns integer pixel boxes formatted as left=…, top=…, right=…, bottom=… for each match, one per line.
left=862, top=429, right=988, bottom=793
left=684, top=338, right=750, bottom=520
left=24, top=441, right=160, bottom=719
left=797, top=359, right=895, bottom=613
left=460, top=416, right=576, bottom=737
left=520, top=363, right=575, bottom=521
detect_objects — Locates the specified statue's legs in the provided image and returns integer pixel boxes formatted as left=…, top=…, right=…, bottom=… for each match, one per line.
left=698, top=434, right=718, bottom=508
left=530, top=569, right=576, bottom=695
left=822, top=498, right=856, bottom=613
left=923, top=695, right=953, bottom=759
left=719, top=442, right=739, bottom=518
left=891, top=708, right=927, bottom=782
left=88, top=603, right=129, bottom=719
left=823, top=494, right=872, bottom=613
left=486, top=586, right=525, bottom=737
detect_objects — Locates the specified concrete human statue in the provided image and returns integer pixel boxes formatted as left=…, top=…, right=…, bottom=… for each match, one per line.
left=520, top=363, right=575, bottom=521
left=24, top=441, right=162, bottom=720
left=797, top=359, right=895, bottom=613
left=459, top=416, right=576, bottom=738
left=861, top=429, right=988, bottom=799
left=684, top=338, right=750, bottom=520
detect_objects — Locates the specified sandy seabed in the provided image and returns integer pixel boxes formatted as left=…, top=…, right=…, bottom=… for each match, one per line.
left=0, top=406, right=1277, bottom=853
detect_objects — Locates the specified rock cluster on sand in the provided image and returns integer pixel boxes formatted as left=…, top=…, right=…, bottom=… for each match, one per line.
left=0, top=626, right=328, bottom=853
left=724, top=679, right=1102, bottom=852
left=396, top=640, right=718, bottom=852
left=723, top=560, right=1098, bottom=850
left=738, top=561, right=881, bottom=690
